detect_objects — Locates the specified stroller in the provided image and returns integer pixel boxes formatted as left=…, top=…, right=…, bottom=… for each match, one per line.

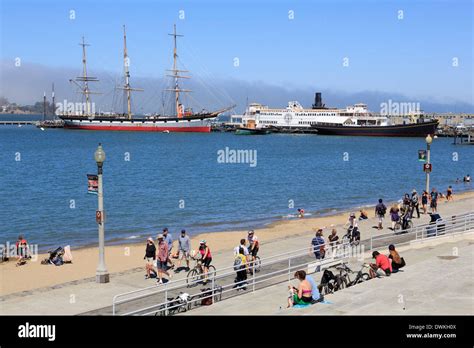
left=41, top=246, right=65, bottom=265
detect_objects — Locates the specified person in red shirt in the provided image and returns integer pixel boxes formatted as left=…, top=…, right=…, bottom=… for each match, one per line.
left=369, top=251, right=392, bottom=278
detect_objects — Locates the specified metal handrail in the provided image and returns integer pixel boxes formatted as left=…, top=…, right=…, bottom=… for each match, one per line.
left=125, top=249, right=350, bottom=316
left=113, top=211, right=474, bottom=315
left=113, top=240, right=353, bottom=315
left=145, top=213, right=474, bottom=316
left=112, top=238, right=340, bottom=308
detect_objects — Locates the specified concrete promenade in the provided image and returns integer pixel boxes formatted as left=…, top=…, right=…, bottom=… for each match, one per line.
left=185, top=233, right=474, bottom=315
left=1, top=195, right=472, bottom=315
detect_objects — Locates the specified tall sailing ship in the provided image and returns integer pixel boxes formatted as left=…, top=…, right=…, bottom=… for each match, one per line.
left=59, top=25, right=231, bottom=132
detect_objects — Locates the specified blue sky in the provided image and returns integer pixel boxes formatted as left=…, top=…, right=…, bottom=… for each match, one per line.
left=0, top=0, right=473, bottom=105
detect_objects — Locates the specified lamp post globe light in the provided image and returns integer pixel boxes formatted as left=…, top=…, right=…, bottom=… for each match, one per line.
left=425, top=134, right=433, bottom=194
left=95, top=143, right=109, bottom=283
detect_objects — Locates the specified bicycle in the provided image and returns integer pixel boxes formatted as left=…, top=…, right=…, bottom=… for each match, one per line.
left=394, top=215, right=413, bottom=233
left=247, top=255, right=261, bottom=274
left=336, top=263, right=371, bottom=286
left=186, top=257, right=216, bottom=288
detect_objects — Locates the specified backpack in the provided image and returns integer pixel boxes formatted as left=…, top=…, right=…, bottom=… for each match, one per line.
left=377, top=204, right=386, bottom=215
left=233, top=256, right=243, bottom=271
left=200, top=288, right=213, bottom=306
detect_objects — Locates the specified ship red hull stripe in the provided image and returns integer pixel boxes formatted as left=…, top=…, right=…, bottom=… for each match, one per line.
left=64, top=125, right=211, bottom=132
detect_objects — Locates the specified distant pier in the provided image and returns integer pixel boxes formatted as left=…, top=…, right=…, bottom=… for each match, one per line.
left=0, top=120, right=36, bottom=126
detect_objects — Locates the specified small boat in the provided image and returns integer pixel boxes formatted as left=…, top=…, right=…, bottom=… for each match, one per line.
left=235, top=127, right=271, bottom=135
left=235, top=120, right=272, bottom=135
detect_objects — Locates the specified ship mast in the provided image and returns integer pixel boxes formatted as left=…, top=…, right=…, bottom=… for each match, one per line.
left=51, top=83, right=55, bottom=118
left=165, top=24, right=191, bottom=118
left=69, top=37, right=100, bottom=116
left=117, top=25, right=143, bottom=119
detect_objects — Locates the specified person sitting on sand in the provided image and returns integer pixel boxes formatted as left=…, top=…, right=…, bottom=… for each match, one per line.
left=388, top=244, right=405, bottom=273
left=144, top=237, right=156, bottom=279
left=287, top=270, right=313, bottom=308
left=297, top=208, right=305, bottom=218
left=359, top=210, right=368, bottom=220
left=369, top=251, right=392, bottom=278
left=15, top=235, right=29, bottom=260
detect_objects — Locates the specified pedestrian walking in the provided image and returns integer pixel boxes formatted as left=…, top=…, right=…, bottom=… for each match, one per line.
left=156, top=234, right=172, bottom=284
left=430, top=188, right=439, bottom=213
left=411, top=189, right=420, bottom=218
left=144, top=237, right=156, bottom=279
left=375, top=199, right=387, bottom=230
left=421, top=190, right=429, bottom=214
left=176, top=229, right=191, bottom=272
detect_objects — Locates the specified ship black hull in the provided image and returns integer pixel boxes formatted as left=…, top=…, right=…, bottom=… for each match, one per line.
left=312, top=120, right=439, bottom=137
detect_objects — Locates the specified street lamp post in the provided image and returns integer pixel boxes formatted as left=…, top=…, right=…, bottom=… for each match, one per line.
left=95, top=143, right=109, bottom=283
left=425, top=134, right=433, bottom=194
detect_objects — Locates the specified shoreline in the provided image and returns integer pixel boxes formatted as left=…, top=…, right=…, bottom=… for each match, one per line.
left=1, top=190, right=473, bottom=296
left=31, top=185, right=474, bottom=253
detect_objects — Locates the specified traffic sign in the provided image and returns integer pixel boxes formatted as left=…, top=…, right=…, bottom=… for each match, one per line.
left=96, top=210, right=102, bottom=224
left=423, top=163, right=432, bottom=173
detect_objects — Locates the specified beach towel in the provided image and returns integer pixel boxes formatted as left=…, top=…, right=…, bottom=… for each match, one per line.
left=63, top=245, right=73, bottom=263
left=293, top=300, right=333, bottom=308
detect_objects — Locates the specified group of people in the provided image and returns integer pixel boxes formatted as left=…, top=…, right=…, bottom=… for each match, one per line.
left=232, top=230, right=260, bottom=291
left=144, top=228, right=261, bottom=288
left=375, top=185, right=454, bottom=231
left=369, top=244, right=405, bottom=278
left=287, top=244, right=405, bottom=308
left=144, top=228, right=212, bottom=285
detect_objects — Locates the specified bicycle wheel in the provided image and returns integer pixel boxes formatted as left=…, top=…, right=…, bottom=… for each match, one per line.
left=361, top=273, right=370, bottom=281
left=253, top=256, right=261, bottom=273
left=207, top=265, right=217, bottom=279
left=186, top=269, right=201, bottom=287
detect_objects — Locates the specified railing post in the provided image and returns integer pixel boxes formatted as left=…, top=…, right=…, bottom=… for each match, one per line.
left=252, top=263, right=256, bottom=292
left=164, top=289, right=168, bottom=317
left=370, top=237, right=373, bottom=253
left=288, top=257, right=291, bottom=282
left=211, top=275, right=215, bottom=303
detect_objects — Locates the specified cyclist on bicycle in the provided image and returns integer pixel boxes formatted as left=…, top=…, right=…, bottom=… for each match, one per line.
left=198, top=240, right=212, bottom=285
left=247, top=230, right=259, bottom=274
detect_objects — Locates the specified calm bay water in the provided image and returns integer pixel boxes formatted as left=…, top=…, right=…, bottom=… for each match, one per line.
left=0, top=116, right=472, bottom=251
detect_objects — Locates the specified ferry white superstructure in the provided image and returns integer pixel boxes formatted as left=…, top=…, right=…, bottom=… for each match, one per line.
left=230, top=93, right=388, bottom=129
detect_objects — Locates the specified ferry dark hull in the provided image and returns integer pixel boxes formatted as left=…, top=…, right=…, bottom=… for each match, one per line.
left=312, top=120, right=439, bottom=137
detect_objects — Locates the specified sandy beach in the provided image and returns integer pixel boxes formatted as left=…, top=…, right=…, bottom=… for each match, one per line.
left=1, top=190, right=473, bottom=296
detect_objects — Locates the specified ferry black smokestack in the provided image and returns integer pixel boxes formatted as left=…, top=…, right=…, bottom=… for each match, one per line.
left=312, top=92, right=323, bottom=109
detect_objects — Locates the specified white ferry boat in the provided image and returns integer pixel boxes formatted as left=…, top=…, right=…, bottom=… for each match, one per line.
left=230, top=93, right=387, bottom=129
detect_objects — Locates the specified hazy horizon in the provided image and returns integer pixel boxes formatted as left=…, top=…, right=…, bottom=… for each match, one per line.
left=1, top=0, right=472, bottom=113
